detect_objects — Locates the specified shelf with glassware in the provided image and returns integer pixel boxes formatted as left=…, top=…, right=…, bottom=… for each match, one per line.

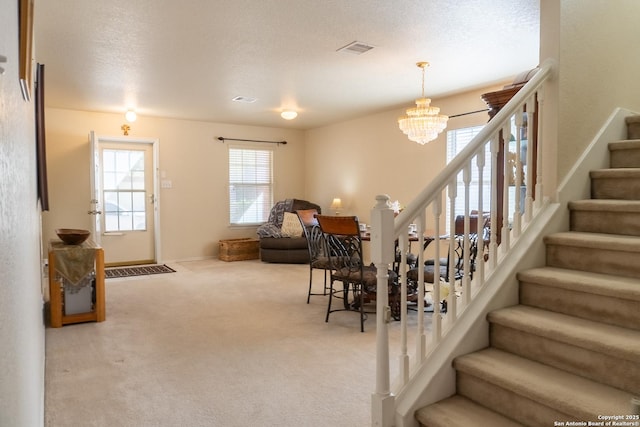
left=48, top=240, right=105, bottom=328
left=481, top=70, right=538, bottom=238
left=507, top=130, right=527, bottom=223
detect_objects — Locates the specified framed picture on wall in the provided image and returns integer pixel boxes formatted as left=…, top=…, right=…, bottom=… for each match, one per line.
left=19, top=0, right=34, bottom=101
left=35, top=63, right=49, bottom=211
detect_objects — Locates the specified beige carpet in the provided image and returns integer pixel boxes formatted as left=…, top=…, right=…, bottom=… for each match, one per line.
left=45, top=259, right=429, bottom=427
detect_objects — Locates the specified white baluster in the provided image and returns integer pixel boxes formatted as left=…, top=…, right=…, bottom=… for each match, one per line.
left=417, top=211, right=427, bottom=362
left=501, top=122, right=512, bottom=254
left=513, top=107, right=524, bottom=237
left=398, top=232, right=409, bottom=386
left=462, top=162, right=471, bottom=308
left=432, top=197, right=442, bottom=343
left=447, top=179, right=457, bottom=320
left=371, top=195, right=395, bottom=427
left=476, top=146, right=486, bottom=285
left=525, top=97, right=536, bottom=222
left=535, top=86, right=545, bottom=210
left=490, top=133, right=499, bottom=268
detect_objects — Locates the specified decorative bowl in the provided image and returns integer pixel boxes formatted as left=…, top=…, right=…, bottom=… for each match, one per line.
left=55, top=228, right=91, bottom=245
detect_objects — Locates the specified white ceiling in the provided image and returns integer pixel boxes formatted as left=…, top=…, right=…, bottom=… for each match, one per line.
left=34, top=0, right=540, bottom=130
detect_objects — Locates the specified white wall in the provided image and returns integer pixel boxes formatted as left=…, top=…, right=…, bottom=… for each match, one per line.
left=41, top=109, right=307, bottom=262
left=0, top=0, right=46, bottom=424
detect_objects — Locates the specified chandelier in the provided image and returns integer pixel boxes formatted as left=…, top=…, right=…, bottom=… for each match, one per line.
left=398, top=62, right=448, bottom=145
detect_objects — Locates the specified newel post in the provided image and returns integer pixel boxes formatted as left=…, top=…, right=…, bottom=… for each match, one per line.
left=371, top=194, right=396, bottom=427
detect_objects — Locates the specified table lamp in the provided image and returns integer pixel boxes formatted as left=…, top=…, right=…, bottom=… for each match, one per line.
left=330, top=198, right=342, bottom=215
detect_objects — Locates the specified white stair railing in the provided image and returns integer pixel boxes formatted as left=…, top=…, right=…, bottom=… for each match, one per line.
left=371, top=58, right=555, bottom=427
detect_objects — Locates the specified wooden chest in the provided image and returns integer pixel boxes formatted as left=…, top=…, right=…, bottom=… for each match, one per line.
left=218, top=238, right=260, bottom=261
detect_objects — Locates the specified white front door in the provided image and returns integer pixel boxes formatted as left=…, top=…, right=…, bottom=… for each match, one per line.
left=89, top=132, right=159, bottom=266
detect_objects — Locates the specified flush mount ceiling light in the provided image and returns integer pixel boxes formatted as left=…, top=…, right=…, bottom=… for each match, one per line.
left=398, top=62, right=449, bottom=145
left=280, top=110, right=298, bottom=120
left=125, top=110, right=137, bottom=122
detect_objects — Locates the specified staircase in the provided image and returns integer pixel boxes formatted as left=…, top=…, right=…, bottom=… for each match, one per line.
left=415, top=120, right=640, bottom=426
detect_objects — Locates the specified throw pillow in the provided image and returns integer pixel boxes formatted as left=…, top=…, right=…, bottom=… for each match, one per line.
left=280, top=212, right=304, bottom=238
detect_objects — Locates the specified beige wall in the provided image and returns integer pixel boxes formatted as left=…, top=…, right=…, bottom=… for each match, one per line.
left=304, top=84, right=508, bottom=227
left=556, top=0, right=640, bottom=181
left=0, top=0, right=46, bottom=424
left=42, top=84, right=512, bottom=263
left=42, top=109, right=306, bottom=261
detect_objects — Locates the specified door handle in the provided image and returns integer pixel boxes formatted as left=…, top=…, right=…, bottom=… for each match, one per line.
left=88, top=210, right=102, bottom=215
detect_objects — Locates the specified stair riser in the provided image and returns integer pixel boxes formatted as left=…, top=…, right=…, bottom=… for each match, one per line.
left=546, top=244, right=640, bottom=279
left=520, top=282, right=640, bottom=330
left=570, top=210, right=640, bottom=236
left=592, top=177, right=640, bottom=199
left=610, top=150, right=640, bottom=168
left=626, top=121, right=640, bottom=140
left=415, top=396, right=524, bottom=427
left=456, top=372, right=575, bottom=427
left=490, top=324, right=638, bottom=394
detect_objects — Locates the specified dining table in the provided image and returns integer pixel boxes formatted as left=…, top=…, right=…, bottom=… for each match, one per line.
left=360, top=231, right=437, bottom=273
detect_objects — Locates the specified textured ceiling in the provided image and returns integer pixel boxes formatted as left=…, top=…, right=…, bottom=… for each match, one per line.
left=34, top=0, right=540, bottom=130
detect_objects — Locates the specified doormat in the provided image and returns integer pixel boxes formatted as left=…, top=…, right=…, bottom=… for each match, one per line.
left=105, top=264, right=176, bottom=279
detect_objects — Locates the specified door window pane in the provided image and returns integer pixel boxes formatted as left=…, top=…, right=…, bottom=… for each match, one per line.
left=102, top=149, right=147, bottom=232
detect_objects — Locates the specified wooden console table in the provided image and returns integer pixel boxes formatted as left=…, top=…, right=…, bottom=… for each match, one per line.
left=48, top=240, right=105, bottom=328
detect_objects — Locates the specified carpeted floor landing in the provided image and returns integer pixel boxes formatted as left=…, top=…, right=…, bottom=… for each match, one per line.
left=45, top=259, right=427, bottom=427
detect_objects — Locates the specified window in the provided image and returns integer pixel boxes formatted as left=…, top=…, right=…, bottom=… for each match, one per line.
left=228, top=147, right=273, bottom=225
left=102, top=149, right=147, bottom=231
left=446, top=125, right=491, bottom=232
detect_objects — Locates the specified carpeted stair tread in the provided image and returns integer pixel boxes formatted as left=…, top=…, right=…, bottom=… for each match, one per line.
left=544, top=231, right=640, bottom=252
left=517, top=267, right=640, bottom=301
left=569, top=198, right=640, bottom=212
left=415, top=395, right=522, bottom=427
left=488, top=305, right=640, bottom=363
left=590, top=167, right=640, bottom=178
left=608, top=139, right=640, bottom=147
left=453, top=348, right=633, bottom=420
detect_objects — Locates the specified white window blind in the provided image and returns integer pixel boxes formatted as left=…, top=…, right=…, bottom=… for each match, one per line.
left=446, top=125, right=491, bottom=232
left=228, top=147, right=273, bottom=225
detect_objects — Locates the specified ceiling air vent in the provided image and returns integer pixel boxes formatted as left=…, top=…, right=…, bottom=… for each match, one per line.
left=232, top=96, right=257, bottom=103
left=337, top=41, right=375, bottom=55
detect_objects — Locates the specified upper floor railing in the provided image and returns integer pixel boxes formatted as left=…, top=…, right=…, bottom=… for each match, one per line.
left=370, top=58, right=555, bottom=427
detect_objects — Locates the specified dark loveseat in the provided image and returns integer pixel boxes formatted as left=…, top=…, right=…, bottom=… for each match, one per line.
left=256, top=199, right=321, bottom=263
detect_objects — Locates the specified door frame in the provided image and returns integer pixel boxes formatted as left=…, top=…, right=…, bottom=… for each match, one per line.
left=89, top=131, right=162, bottom=264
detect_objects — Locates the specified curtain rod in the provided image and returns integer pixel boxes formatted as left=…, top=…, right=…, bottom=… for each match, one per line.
left=217, top=110, right=489, bottom=143
left=448, top=108, right=489, bottom=119
left=217, top=136, right=287, bottom=145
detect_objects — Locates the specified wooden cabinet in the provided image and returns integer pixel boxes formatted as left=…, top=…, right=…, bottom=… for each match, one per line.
left=481, top=68, right=539, bottom=243
left=48, top=240, right=105, bottom=328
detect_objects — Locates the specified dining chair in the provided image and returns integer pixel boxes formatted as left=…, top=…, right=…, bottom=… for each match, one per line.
left=296, top=209, right=332, bottom=303
left=406, top=214, right=483, bottom=312
left=315, top=214, right=398, bottom=332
